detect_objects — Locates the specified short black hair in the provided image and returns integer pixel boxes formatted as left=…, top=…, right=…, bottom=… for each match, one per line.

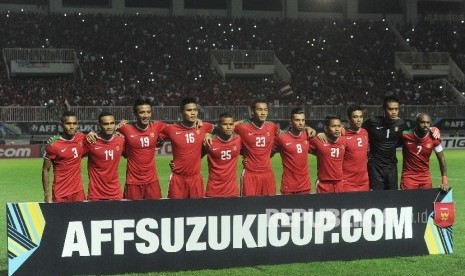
left=60, top=110, right=77, bottom=123
left=219, top=112, right=234, bottom=123
left=133, top=97, right=152, bottom=114
left=383, top=95, right=400, bottom=109
left=290, top=108, right=305, bottom=119
left=325, top=115, right=341, bottom=127
left=415, top=112, right=430, bottom=123
left=250, top=98, right=268, bottom=111
left=180, top=97, right=197, bottom=111
left=346, top=105, right=363, bottom=117
left=98, top=111, right=114, bottom=123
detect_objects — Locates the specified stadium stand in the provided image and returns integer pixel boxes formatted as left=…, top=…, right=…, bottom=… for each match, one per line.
left=0, top=12, right=464, bottom=107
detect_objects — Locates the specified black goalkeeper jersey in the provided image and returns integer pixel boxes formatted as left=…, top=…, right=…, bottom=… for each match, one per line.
left=363, top=116, right=407, bottom=166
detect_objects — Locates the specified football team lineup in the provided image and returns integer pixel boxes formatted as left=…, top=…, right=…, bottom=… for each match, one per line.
left=41, top=96, right=449, bottom=202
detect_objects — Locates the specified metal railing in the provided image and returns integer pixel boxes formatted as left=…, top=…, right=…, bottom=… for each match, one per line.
left=1, top=105, right=464, bottom=123
left=211, top=49, right=275, bottom=65
left=3, top=48, right=76, bottom=63
left=395, top=52, right=450, bottom=65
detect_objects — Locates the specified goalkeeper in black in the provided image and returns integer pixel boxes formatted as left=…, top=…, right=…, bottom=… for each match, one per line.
left=362, top=96, right=406, bottom=190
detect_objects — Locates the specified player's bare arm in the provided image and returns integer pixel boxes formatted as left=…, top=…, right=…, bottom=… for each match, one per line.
left=41, top=158, right=53, bottom=203
left=436, top=151, right=448, bottom=191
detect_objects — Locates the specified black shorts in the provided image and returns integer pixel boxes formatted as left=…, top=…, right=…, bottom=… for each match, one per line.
left=368, top=161, right=398, bottom=190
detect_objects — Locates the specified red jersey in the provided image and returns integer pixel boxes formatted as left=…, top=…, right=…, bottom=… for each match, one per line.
left=274, top=131, right=311, bottom=193
left=84, top=136, right=125, bottom=200
left=234, top=120, right=279, bottom=173
left=44, top=133, right=85, bottom=198
left=343, top=128, right=369, bottom=185
left=160, top=122, right=214, bottom=177
left=118, top=121, right=166, bottom=185
left=308, top=137, right=346, bottom=182
left=205, top=135, right=242, bottom=197
left=402, top=130, right=441, bottom=173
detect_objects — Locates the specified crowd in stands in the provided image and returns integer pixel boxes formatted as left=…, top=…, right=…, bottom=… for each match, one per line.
left=0, top=12, right=463, bottom=107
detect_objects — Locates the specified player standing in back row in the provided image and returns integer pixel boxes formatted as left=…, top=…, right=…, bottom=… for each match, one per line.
left=234, top=99, right=280, bottom=196
left=42, top=111, right=86, bottom=203
left=401, top=113, right=448, bottom=191
left=116, top=97, right=167, bottom=199
left=160, top=97, right=214, bottom=199
left=343, top=105, right=370, bottom=192
left=84, top=111, right=125, bottom=201
left=362, top=96, right=407, bottom=190
left=273, top=108, right=312, bottom=195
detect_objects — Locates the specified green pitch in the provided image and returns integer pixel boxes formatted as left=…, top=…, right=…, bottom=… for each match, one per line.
left=1, top=151, right=464, bottom=275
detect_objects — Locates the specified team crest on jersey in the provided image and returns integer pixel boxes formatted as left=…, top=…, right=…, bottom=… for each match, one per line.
left=426, top=143, right=432, bottom=149
left=116, top=145, right=120, bottom=151
left=233, top=146, right=237, bottom=151
left=196, top=130, right=200, bottom=135
left=266, top=131, right=270, bottom=136
left=150, top=132, right=155, bottom=138
left=394, top=126, right=399, bottom=132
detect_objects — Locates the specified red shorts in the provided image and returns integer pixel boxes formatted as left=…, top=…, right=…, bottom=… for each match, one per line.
left=168, top=173, right=204, bottom=199
left=281, top=190, right=310, bottom=195
left=205, top=179, right=239, bottom=198
left=88, top=193, right=123, bottom=201
left=124, top=180, right=162, bottom=200
left=316, top=179, right=344, bottom=193
left=241, top=170, right=276, bottom=196
left=342, top=180, right=370, bottom=192
left=401, top=172, right=432, bottom=190
left=53, top=190, right=86, bottom=203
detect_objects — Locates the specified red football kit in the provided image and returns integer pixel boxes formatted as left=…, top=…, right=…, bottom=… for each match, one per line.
left=118, top=121, right=166, bottom=199
left=84, top=135, right=125, bottom=201
left=401, top=130, right=442, bottom=189
left=160, top=122, right=214, bottom=199
left=234, top=120, right=279, bottom=196
left=43, top=133, right=86, bottom=202
left=204, top=135, right=242, bottom=197
left=274, top=131, right=311, bottom=195
left=343, top=128, right=369, bottom=192
left=309, top=137, right=346, bottom=193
